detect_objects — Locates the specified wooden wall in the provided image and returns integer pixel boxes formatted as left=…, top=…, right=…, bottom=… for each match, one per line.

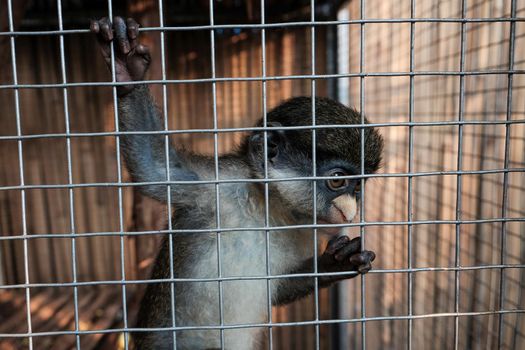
left=338, top=0, right=525, bottom=349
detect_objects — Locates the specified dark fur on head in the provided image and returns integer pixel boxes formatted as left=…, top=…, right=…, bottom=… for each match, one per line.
left=242, top=96, right=384, bottom=173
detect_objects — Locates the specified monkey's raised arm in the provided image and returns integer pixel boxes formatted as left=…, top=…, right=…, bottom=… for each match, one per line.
left=91, top=17, right=200, bottom=203
left=118, top=86, right=200, bottom=202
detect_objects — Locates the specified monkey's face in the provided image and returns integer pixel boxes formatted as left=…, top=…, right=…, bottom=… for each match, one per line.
left=269, top=164, right=362, bottom=234
left=246, top=126, right=368, bottom=231
left=263, top=150, right=363, bottom=233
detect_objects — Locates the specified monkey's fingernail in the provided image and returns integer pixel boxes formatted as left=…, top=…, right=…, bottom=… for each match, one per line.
left=90, top=21, right=99, bottom=32
left=128, top=27, right=138, bottom=39
left=358, top=263, right=372, bottom=273
left=101, top=24, right=113, bottom=40
left=136, top=44, right=150, bottom=55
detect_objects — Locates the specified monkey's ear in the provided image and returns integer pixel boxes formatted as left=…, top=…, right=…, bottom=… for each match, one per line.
left=266, top=122, right=285, bottom=161
left=249, top=122, right=285, bottom=162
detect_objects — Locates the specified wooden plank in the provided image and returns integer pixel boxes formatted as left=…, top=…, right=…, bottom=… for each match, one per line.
left=50, top=289, right=114, bottom=350
left=0, top=0, right=28, bottom=68
left=32, top=289, right=96, bottom=350
left=67, top=36, right=102, bottom=282
left=77, top=289, right=124, bottom=350
left=0, top=290, right=52, bottom=334
left=29, top=291, right=72, bottom=332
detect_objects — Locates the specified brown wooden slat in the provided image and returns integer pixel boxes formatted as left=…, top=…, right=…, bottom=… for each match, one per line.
left=0, top=290, right=52, bottom=334
left=49, top=289, right=114, bottom=350
left=75, top=293, right=123, bottom=350
left=27, top=288, right=103, bottom=349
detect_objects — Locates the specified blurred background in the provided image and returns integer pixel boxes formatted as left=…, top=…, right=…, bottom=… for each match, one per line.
left=0, top=0, right=524, bottom=349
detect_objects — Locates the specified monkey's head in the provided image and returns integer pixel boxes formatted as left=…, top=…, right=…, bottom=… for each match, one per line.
left=240, top=96, right=384, bottom=232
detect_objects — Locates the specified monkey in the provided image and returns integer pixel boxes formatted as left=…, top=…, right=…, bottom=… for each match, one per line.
left=90, top=17, right=383, bottom=350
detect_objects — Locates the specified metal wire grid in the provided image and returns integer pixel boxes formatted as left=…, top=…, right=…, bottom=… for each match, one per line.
left=0, top=0, right=524, bottom=350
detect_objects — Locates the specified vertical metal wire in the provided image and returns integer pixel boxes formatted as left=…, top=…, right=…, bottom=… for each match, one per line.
left=260, top=0, right=274, bottom=349
left=157, top=1, right=177, bottom=348
left=359, top=0, right=367, bottom=348
left=454, top=1, right=467, bottom=349
left=105, top=2, right=129, bottom=348
left=6, top=1, right=33, bottom=349
left=56, top=1, right=80, bottom=349
left=208, top=1, right=225, bottom=348
left=407, top=1, right=415, bottom=349
left=497, top=1, right=517, bottom=348
left=334, top=9, right=351, bottom=349
left=310, top=1, right=320, bottom=350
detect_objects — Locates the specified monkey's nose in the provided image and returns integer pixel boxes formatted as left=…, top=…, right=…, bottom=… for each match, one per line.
left=332, top=194, right=357, bottom=223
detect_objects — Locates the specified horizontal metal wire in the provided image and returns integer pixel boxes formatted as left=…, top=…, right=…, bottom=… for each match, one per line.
left=1, top=167, right=524, bottom=192
left=0, top=309, right=523, bottom=339
left=1, top=119, right=525, bottom=142
left=1, top=16, right=524, bottom=38
left=1, top=69, right=524, bottom=90
left=1, top=263, right=524, bottom=290
left=1, top=217, right=523, bottom=241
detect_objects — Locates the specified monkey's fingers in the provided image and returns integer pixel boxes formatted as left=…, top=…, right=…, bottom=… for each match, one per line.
left=135, top=44, right=151, bottom=63
left=126, top=18, right=140, bottom=49
left=99, top=17, right=114, bottom=41
left=333, top=236, right=361, bottom=261
left=90, top=18, right=112, bottom=62
left=325, top=235, right=350, bottom=255
left=349, top=250, right=376, bottom=274
left=113, top=16, right=131, bottom=55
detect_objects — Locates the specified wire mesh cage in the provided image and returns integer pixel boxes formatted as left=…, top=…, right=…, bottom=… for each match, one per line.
left=0, top=0, right=524, bottom=349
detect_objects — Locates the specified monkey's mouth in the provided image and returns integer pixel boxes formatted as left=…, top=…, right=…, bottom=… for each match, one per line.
left=317, top=219, right=343, bottom=236
left=332, top=204, right=351, bottom=223
left=316, top=202, right=357, bottom=235
left=317, top=207, right=351, bottom=235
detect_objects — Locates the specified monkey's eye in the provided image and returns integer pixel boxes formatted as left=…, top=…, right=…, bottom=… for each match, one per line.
left=326, top=171, right=349, bottom=191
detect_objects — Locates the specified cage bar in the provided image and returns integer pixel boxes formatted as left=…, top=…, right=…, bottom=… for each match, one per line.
left=6, top=0, right=33, bottom=349
left=56, top=0, right=81, bottom=349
